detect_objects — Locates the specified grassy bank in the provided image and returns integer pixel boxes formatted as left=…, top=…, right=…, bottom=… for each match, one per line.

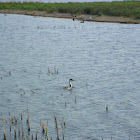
left=0, top=1, right=140, bottom=19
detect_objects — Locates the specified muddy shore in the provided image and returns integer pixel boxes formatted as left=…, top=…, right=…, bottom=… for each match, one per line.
left=0, top=9, right=140, bottom=24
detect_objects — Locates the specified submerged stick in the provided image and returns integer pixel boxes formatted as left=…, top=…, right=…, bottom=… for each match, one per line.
left=9, top=71, right=11, bottom=76
left=21, top=114, right=22, bottom=120
left=48, top=67, right=50, bottom=73
left=106, top=104, right=108, bottom=112
left=75, top=96, right=77, bottom=104
left=32, top=133, right=33, bottom=140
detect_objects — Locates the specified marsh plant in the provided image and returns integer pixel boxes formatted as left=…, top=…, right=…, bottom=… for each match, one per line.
left=0, top=1, right=140, bottom=19
left=0, top=107, right=67, bottom=140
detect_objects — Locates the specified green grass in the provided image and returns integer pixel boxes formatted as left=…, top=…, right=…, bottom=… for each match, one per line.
left=0, top=1, right=140, bottom=19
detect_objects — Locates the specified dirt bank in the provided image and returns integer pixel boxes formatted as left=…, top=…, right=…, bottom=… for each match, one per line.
left=0, top=9, right=140, bottom=24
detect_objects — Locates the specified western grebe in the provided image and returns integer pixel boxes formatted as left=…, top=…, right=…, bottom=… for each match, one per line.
left=63, top=79, right=75, bottom=90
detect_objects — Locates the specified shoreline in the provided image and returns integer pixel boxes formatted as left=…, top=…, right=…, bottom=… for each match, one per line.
left=1, top=9, right=140, bottom=24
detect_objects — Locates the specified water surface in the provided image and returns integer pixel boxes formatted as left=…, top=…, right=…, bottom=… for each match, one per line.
left=0, top=14, right=140, bottom=140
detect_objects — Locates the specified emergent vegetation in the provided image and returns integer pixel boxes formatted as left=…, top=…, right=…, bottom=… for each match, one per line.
left=0, top=1, right=140, bottom=19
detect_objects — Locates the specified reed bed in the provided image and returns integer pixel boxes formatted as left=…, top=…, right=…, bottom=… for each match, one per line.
left=0, top=1, right=140, bottom=19
left=0, top=106, right=66, bottom=140
left=0, top=104, right=133, bottom=140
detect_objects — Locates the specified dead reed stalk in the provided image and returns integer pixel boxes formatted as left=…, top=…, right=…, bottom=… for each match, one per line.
left=36, top=131, right=38, bottom=140
left=54, top=115, right=59, bottom=140
left=10, top=120, right=12, bottom=132
left=54, top=66, right=57, bottom=73
left=27, top=104, right=30, bottom=132
left=18, top=127, right=20, bottom=138
left=14, top=125, right=16, bottom=139
left=2, top=118, right=6, bottom=140
left=22, top=125, right=25, bottom=139
left=27, top=105, right=30, bottom=124
left=40, top=121, right=45, bottom=133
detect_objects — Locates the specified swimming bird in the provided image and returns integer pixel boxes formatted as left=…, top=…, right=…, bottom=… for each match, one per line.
left=63, top=79, right=75, bottom=90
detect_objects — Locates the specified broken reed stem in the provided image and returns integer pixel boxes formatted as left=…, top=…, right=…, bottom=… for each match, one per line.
left=46, top=127, right=50, bottom=140
left=40, top=121, right=45, bottom=133
left=62, top=126, right=64, bottom=140
left=21, top=114, right=22, bottom=120
left=75, top=96, right=77, bottom=104
left=2, top=118, right=6, bottom=140
left=32, top=133, right=33, bottom=140
left=18, top=127, right=21, bottom=138
left=10, top=120, right=11, bottom=132
left=46, top=121, right=50, bottom=140
left=54, top=115, right=59, bottom=140
left=46, top=127, right=48, bottom=136
left=36, top=131, right=38, bottom=140
left=27, top=122, right=30, bottom=132
left=46, top=127, right=47, bottom=134
left=27, top=104, right=31, bottom=132
left=27, top=105, right=30, bottom=124
left=22, top=125, right=25, bottom=139
left=48, top=67, right=50, bottom=73
left=14, top=125, right=16, bottom=140
left=48, top=66, right=58, bottom=74
left=54, top=66, right=57, bottom=73
left=61, top=117, right=65, bottom=140
left=63, top=117, right=65, bottom=128
left=54, top=66, right=58, bottom=74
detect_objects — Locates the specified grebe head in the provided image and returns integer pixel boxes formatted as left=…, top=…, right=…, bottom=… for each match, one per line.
left=69, top=79, right=75, bottom=87
left=69, top=79, right=75, bottom=81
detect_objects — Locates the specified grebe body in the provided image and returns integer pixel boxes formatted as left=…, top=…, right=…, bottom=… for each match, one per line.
left=63, top=79, right=75, bottom=90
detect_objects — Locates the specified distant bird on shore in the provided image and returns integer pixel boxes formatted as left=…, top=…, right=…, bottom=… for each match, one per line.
left=80, top=20, right=84, bottom=23
left=63, top=79, right=75, bottom=90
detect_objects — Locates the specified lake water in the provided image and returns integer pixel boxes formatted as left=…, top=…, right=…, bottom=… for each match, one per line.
left=0, top=13, right=140, bottom=140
